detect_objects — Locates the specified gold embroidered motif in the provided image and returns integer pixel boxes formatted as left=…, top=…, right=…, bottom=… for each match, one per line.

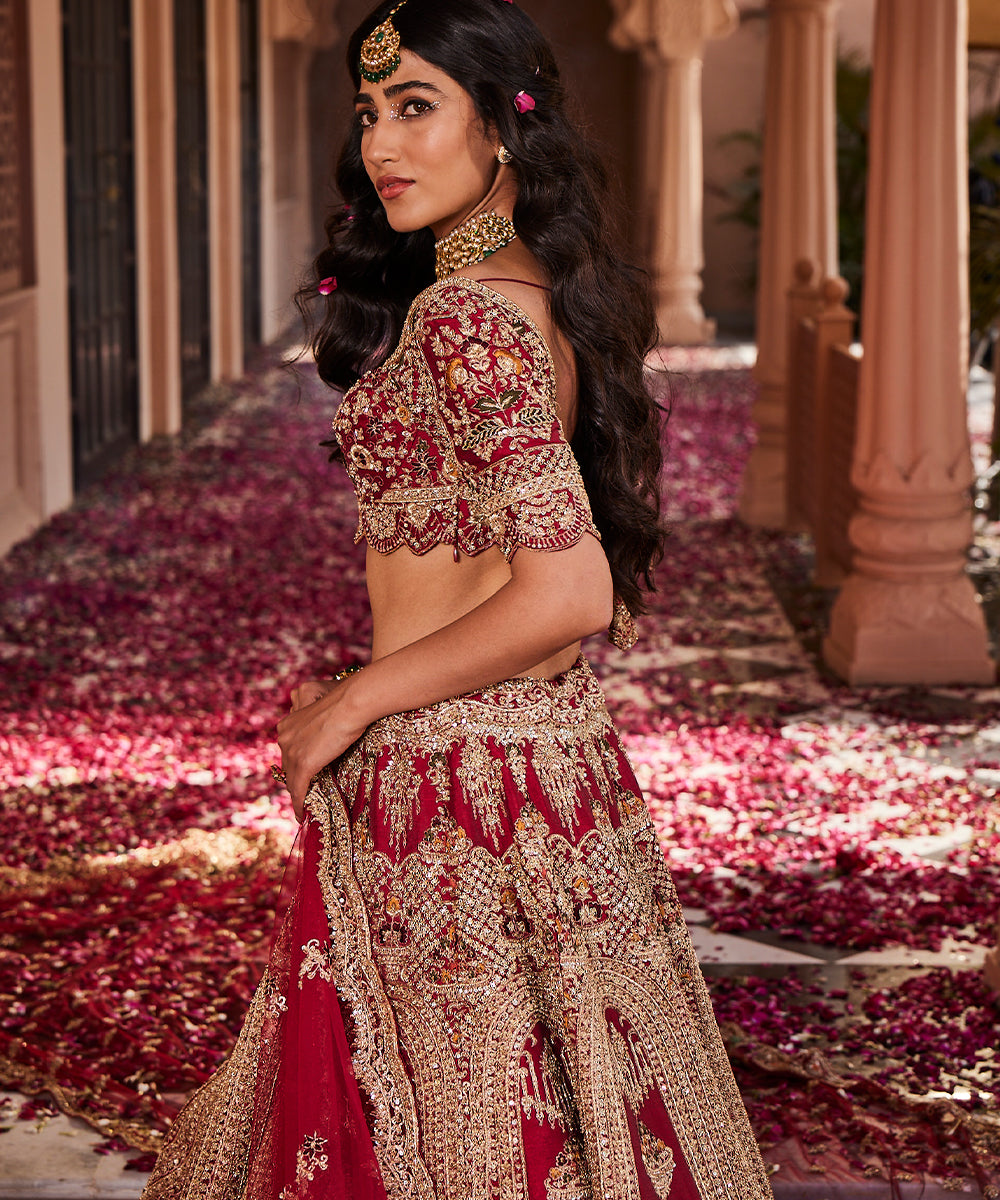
left=332, top=279, right=600, bottom=563
left=298, top=938, right=337, bottom=987
left=544, top=1147, right=592, bottom=1200
left=638, top=1122, right=676, bottom=1198
left=519, top=1035, right=575, bottom=1130
left=266, top=988, right=288, bottom=1020
left=278, top=1132, right=331, bottom=1199
left=338, top=659, right=616, bottom=853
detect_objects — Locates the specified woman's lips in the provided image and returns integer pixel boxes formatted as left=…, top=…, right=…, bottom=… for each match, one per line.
left=378, top=177, right=414, bottom=200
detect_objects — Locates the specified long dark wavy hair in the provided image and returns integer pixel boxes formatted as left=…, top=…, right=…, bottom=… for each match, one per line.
left=299, top=0, right=667, bottom=615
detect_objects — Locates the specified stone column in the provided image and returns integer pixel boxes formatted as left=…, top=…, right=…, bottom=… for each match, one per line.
left=208, top=0, right=244, bottom=379
left=133, top=0, right=182, bottom=438
left=609, top=0, right=737, bottom=344
left=823, top=0, right=994, bottom=685
left=738, top=0, right=839, bottom=528
left=649, top=54, right=715, bottom=343
left=259, top=0, right=337, bottom=342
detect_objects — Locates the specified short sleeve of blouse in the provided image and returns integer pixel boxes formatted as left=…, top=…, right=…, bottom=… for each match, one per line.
left=417, top=285, right=601, bottom=561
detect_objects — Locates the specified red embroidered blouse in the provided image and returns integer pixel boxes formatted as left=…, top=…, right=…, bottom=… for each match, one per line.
left=333, top=277, right=600, bottom=561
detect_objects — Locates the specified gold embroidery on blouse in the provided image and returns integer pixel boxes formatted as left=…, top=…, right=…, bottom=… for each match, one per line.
left=332, top=278, right=600, bottom=563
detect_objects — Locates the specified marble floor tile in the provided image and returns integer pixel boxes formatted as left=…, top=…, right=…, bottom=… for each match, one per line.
left=0, top=1093, right=143, bottom=1199
left=836, top=939, right=988, bottom=969
left=874, top=825, right=976, bottom=860
left=687, top=925, right=827, bottom=965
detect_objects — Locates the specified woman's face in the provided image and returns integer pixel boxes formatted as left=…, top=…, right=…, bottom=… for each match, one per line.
left=354, top=49, right=502, bottom=238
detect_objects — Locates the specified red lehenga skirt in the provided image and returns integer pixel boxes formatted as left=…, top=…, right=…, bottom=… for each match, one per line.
left=143, top=658, right=772, bottom=1200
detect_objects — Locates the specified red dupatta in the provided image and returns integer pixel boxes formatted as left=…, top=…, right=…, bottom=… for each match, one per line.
left=242, top=796, right=388, bottom=1200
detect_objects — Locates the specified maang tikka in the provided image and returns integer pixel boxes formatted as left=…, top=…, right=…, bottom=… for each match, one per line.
left=359, top=0, right=408, bottom=83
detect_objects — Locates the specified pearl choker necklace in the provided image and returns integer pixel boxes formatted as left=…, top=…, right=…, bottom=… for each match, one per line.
left=434, top=211, right=517, bottom=280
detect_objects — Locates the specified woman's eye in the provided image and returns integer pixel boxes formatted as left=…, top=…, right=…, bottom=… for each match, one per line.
left=398, top=98, right=439, bottom=119
left=356, top=109, right=376, bottom=128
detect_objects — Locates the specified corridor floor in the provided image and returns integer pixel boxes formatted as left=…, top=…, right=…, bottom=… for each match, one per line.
left=1, top=345, right=998, bottom=1198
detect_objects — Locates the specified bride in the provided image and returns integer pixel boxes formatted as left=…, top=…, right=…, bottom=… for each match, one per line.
left=142, top=0, right=773, bottom=1196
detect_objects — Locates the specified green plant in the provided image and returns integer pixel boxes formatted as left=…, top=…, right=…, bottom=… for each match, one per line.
left=712, top=53, right=872, bottom=313
left=969, top=109, right=1000, bottom=339
left=833, top=53, right=870, bottom=319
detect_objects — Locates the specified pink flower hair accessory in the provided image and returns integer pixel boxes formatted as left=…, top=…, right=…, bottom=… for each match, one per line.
left=513, top=91, right=535, bottom=114
left=318, top=276, right=337, bottom=296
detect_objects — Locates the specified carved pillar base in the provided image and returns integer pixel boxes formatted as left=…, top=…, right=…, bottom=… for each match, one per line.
left=821, top=0, right=995, bottom=686
left=738, top=378, right=788, bottom=527
left=656, top=290, right=716, bottom=345
left=823, top=576, right=994, bottom=685
left=825, top=454, right=994, bottom=685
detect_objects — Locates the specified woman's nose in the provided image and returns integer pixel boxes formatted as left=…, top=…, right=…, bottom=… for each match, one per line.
left=365, top=115, right=401, bottom=164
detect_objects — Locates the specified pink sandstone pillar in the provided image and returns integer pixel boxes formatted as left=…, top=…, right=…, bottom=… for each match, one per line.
left=609, top=0, right=737, bottom=344
left=645, top=53, right=715, bottom=343
left=738, top=0, right=839, bottom=528
left=823, top=0, right=995, bottom=685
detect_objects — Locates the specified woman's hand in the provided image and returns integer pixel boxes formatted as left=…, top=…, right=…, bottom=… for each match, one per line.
left=275, top=675, right=369, bottom=820
left=289, top=679, right=336, bottom=711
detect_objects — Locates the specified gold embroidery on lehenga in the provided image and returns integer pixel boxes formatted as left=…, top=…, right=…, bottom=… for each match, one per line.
left=142, top=660, right=771, bottom=1200
left=305, top=779, right=437, bottom=1200
left=306, top=660, right=772, bottom=1200
left=544, top=1147, right=592, bottom=1200
left=339, top=662, right=616, bottom=853
left=298, top=938, right=337, bottom=986
left=638, top=1122, right=676, bottom=1199
left=141, top=972, right=272, bottom=1200
left=265, top=987, right=288, bottom=1020
left=519, top=1035, right=575, bottom=1130
left=278, top=1132, right=331, bottom=1199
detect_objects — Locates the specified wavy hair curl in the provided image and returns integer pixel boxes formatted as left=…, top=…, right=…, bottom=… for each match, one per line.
left=299, top=0, right=667, bottom=615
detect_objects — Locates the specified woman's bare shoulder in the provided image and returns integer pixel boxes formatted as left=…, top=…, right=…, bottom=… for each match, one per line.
left=456, top=242, right=552, bottom=329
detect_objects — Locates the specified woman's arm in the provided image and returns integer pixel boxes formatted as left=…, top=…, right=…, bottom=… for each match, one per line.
left=275, top=533, right=612, bottom=815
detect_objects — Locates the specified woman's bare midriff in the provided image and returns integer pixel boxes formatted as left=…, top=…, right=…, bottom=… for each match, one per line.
left=366, top=542, right=581, bottom=681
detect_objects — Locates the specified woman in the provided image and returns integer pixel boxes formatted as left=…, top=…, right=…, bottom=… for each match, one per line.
left=143, top=1, right=772, bottom=1197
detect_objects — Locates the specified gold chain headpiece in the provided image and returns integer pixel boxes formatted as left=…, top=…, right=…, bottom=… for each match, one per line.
left=359, top=1, right=407, bottom=83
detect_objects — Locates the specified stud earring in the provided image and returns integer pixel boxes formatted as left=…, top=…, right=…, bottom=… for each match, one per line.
left=497, top=145, right=513, bottom=165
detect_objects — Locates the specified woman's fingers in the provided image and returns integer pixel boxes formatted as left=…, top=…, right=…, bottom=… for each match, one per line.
left=289, top=679, right=334, bottom=711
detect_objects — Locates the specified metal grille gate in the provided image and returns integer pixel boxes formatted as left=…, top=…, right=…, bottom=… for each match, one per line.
left=174, top=0, right=210, bottom=400
left=239, top=0, right=261, bottom=353
left=62, top=0, right=138, bottom=488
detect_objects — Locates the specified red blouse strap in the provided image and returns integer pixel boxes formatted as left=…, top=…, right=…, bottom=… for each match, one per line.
left=476, top=277, right=552, bottom=291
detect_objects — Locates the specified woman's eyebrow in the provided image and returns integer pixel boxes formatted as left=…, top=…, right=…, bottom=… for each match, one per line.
left=353, top=80, right=445, bottom=105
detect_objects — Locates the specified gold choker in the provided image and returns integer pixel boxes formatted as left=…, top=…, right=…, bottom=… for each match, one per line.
left=434, top=211, right=517, bottom=280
